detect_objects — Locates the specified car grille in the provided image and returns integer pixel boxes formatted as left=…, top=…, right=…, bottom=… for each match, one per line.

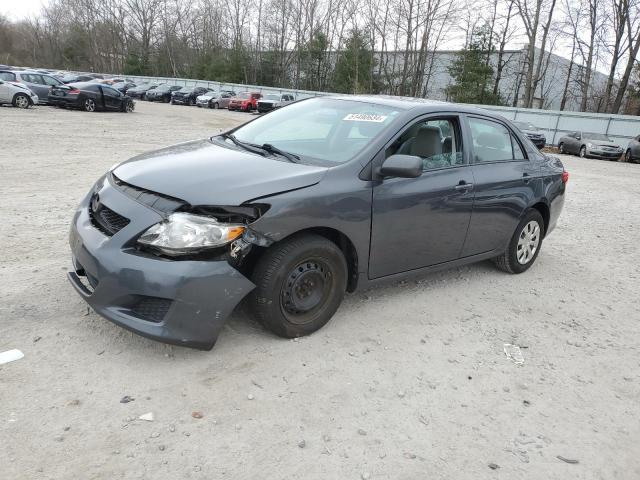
left=129, top=296, right=172, bottom=323
left=90, top=197, right=130, bottom=236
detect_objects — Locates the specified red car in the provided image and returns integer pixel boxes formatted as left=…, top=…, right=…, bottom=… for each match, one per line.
left=228, top=91, right=262, bottom=112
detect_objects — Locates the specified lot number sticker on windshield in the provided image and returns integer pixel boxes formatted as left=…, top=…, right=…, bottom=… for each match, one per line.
left=343, top=113, right=388, bottom=122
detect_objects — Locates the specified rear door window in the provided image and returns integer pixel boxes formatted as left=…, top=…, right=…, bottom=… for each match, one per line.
left=468, top=117, right=526, bottom=163
left=0, top=72, right=16, bottom=81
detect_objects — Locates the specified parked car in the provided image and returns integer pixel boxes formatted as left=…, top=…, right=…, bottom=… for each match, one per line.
left=257, top=93, right=295, bottom=113
left=228, top=91, right=262, bottom=111
left=0, top=79, right=38, bottom=108
left=68, top=96, right=567, bottom=350
left=126, top=83, right=158, bottom=100
left=512, top=121, right=546, bottom=149
left=171, top=86, right=212, bottom=105
left=61, top=73, right=95, bottom=84
left=624, top=135, right=640, bottom=163
left=0, top=70, right=64, bottom=104
left=558, top=131, right=623, bottom=160
left=48, top=82, right=134, bottom=112
left=195, top=90, right=236, bottom=109
left=114, top=81, right=137, bottom=94
left=146, top=84, right=182, bottom=103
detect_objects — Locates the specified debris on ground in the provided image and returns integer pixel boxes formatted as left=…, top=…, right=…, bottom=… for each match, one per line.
left=488, top=463, right=500, bottom=470
left=0, top=349, right=24, bottom=365
left=139, top=412, right=154, bottom=422
left=247, top=394, right=255, bottom=400
left=191, top=411, right=203, bottom=419
left=33, top=336, right=42, bottom=343
left=298, top=439, right=306, bottom=448
left=120, top=396, right=134, bottom=404
left=503, top=344, right=525, bottom=365
left=557, top=455, right=579, bottom=464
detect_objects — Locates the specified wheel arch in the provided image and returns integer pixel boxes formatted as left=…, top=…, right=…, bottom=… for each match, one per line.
left=12, top=92, right=32, bottom=106
left=530, top=201, right=550, bottom=237
left=247, top=226, right=359, bottom=293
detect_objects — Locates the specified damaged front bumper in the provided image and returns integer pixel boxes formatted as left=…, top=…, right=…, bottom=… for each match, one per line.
left=67, top=180, right=255, bottom=350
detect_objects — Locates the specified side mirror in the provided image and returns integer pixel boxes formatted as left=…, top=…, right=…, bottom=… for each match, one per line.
left=378, top=154, right=423, bottom=178
left=576, top=135, right=581, bottom=140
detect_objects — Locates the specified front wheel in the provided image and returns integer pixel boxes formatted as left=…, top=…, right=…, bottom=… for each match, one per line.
left=125, top=100, right=135, bottom=112
left=249, top=233, right=347, bottom=338
left=625, top=150, right=631, bottom=163
left=579, top=146, right=587, bottom=158
left=189, top=97, right=196, bottom=106
left=211, top=102, right=219, bottom=109
left=83, top=97, right=96, bottom=112
left=558, top=143, right=565, bottom=154
left=493, top=209, right=545, bottom=274
left=13, top=93, right=31, bottom=109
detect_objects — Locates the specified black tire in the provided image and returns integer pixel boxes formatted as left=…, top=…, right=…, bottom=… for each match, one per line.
left=189, top=97, right=196, bottom=106
left=625, top=150, right=631, bottom=163
left=212, top=102, right=219, bottom=109
left=493, top=209, right=545, bottom=274
left=558, top=142, right=565, bottom=154
left=248, top=233, right=348, bottom=338
left=13, top=93, right=31, bottom=109
left=579, top=145, right=587, bottom=158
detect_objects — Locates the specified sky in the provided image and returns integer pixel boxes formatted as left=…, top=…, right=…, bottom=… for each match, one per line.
left=0, top=0, right=48, bottom=20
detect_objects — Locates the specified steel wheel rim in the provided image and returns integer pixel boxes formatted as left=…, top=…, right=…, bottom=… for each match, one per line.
left=16, top=95, right=29, bottom=108
left=126, top=101, right=134, bottom=112
left=85, top=99, right=95, bottom=112
left=516, top=220, right=540, bottom=265
left=580, top=147, right=585, bottom=157
left=281, top=259, right=333, bottom=324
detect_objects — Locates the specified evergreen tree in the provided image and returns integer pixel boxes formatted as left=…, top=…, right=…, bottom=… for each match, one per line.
left=331, top=28, right=376, bottom=94
left=445, top=26, right=503, bottom=105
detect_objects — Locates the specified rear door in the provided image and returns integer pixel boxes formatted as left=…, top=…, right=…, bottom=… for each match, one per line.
left=460, top=115, right=541, bottom=257
left=369, top=114, right=475, bottom=278
left=21, top=73, right=47, bottom=98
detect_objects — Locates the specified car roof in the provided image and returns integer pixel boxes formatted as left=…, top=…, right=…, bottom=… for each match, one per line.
left=321, top=94, right=508, bottom=117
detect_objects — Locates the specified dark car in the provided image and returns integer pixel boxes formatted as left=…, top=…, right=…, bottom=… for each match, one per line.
left=512, top=121, right=546, bottom=149
left=126, top=83, right=158, bottom=100
left=67, top=96, right=567, bottom=350
left=228, top=91, right=262, bottom=111
left=48, top=82, right=134, bottom=112
left=146, top=84, right=182, bottom=103
left=558, top=131, right=623, bottom=160
left=114, top=81, right=137, bottom=94
left=171, top=86, right=212, bottom=105
left=624, top=135, right=640, bottom=163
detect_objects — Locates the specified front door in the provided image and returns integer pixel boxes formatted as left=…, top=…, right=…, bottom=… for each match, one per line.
left=369, top=115, right=475, bottom=279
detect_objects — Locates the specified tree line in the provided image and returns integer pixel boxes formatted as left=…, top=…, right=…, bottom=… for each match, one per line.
left=0, top=0, right=639, bottom=113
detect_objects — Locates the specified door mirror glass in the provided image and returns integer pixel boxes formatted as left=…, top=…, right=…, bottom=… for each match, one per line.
left=379, top=154, right=423, bottom=178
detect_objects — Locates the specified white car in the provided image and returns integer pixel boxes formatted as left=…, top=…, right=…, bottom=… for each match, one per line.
left=0, top=80, right=39, bottom=108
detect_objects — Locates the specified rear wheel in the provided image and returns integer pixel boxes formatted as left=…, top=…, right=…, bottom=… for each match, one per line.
left=125, top=100, right=135, bottom=113
left=494, top=209, right=545, bottom=274
left=558, top=142, right=565, bottom=154
left=625, top=150, right=631, bottom=162
left=211, top=102, right=219, bottom=109
left=83, top=98, right=96, bottom=112
left=189, top=97, right=196, bottom=106
left=249, top=234, right=347, bottom=338
left=13, top=93, right=31, bottom=109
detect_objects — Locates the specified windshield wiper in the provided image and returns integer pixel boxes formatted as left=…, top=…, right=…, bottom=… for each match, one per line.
left=220, top=133, right=267, bottom=156
left=260, top=143, right=300, bottom=163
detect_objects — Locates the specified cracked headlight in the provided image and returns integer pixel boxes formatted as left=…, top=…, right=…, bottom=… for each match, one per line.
left=138, top=212, right=245, bottom=256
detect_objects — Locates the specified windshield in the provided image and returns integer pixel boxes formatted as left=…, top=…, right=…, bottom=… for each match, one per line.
left=585, top=133, right=612, bottom=142
left=154, top=84, right=170, bottom=92
left=179, top=86, right=194, bottom=93
left=228, top=98, right=401, bottom=164
left=513, top=121, right=536, bottom=130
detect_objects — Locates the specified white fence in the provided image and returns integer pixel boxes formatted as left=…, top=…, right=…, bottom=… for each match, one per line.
left=126, top=75, right=640, bottom=148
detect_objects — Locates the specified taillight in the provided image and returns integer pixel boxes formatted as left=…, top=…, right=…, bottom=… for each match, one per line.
left=562, top=170, right=569, bottom=183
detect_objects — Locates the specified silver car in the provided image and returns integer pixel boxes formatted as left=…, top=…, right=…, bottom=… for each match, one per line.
left=195, top=90, right=236, bottom=109
left=0, top=79, right=39, bottom=108
left=0, top=70, right=64, bottom=104
left=624, top=135, right=640, bottom=164
left=257, top=93, right=296, bottom=113
left=558, top=131, right=623, bottom=160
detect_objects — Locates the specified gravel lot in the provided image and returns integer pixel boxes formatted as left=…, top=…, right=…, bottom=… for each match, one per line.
left=1, top=101, right=639, bottom=480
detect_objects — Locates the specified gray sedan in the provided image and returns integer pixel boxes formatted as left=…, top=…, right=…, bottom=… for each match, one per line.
left=0, top=70, right=65, bottom=104
left=624, top=135, right=640, bottom=163
left=558, top=131, right=623, bottom=160
left=68, top=96, right=567, bottom=350
left=196, top=90, right=236, bottom=109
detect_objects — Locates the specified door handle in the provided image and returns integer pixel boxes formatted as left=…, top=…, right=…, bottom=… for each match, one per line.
left=522, top=173, right=531, bottom=184
left=454, top=181, right=474, bottom=191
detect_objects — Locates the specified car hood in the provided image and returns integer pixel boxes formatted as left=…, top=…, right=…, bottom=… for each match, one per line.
left=113, top=139, right=328, bottom=205
left=587, top=140, right=620, bottom=148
